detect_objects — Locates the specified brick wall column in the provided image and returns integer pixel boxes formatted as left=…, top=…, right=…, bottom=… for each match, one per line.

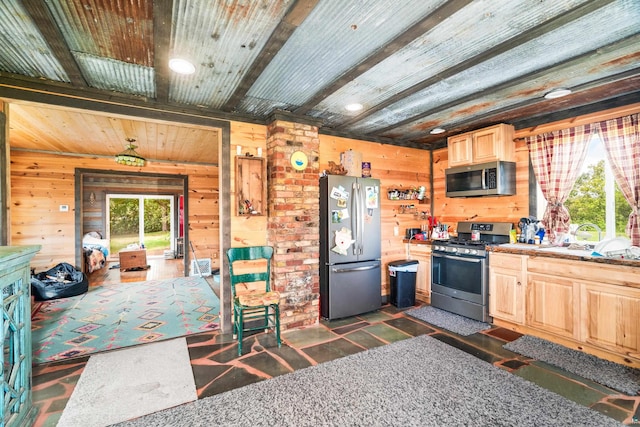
left=266, top=114, right=320, bottom=329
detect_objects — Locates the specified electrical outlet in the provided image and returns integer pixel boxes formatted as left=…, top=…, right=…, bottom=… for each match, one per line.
left=59, top=205, right=69, bottom=212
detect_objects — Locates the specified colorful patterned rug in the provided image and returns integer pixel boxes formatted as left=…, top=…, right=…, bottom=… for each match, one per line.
left=31, top=276, right=220, bottom=364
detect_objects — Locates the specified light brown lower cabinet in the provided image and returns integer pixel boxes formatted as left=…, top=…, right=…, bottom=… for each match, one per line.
left=490, top=253, right=640, bottom=366
left=581, top=281, right=640, bottom=359
left=488, top=253, right=525, bottom=325
left=526, top=272, right=580, bottom=340
left=406, top=244, right=431, bottom=303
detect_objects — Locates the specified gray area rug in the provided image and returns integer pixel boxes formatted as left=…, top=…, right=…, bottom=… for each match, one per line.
left=406, top=305, right=491, bottom=336
left=115, top=335, right=621, bottom=427
left=505, top=335, right=640, bottom=396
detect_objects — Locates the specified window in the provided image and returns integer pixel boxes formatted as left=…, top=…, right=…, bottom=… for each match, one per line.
left=536, top=133, right=631, bottom=242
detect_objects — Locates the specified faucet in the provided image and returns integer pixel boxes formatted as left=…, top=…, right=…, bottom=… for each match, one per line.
left=574, top=223, right=602, bottom=242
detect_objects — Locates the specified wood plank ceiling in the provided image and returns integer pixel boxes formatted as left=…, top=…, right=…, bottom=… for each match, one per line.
left=0, top=0, right=639, bottom=163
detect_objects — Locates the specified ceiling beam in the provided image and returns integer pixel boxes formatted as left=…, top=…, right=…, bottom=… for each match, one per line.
left=153, top=0, right=173, bottom=104
left=433, top=71, right=640, bottom=140
left=22, top=0, right=87, bottom=87
left=338, top=0, right=617, bottom=130
left=293, top=0, right=473, bottom=116
left=375, top=33, right=640, bottom=139
left=222, top=0, right=321, bottom=112
left=0, top=75, right=236, bottom=131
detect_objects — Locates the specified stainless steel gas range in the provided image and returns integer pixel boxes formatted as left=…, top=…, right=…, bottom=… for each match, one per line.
left=431, top=221, right=513, bottom=323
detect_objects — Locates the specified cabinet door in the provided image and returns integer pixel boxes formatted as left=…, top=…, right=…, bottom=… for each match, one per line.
left=447, top=134, right=473, bottom=167
left=407, top=244, right=431, bottom=303
left=415, top=254, right=431, bottom=303
left=472, top=127, right=501, bottom=164
left=581, top=282, right=640, bottom=356
left=489, top=266, right=524, bottom=324
left=527, top=273, right=579, bottom=339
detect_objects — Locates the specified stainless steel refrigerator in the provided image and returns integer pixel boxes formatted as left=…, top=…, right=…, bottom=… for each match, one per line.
left=320, top=175, right=382, bottom=320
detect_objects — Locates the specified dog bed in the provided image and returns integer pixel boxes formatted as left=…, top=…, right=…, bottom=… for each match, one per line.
left=31, top=262, right=89, bottom=301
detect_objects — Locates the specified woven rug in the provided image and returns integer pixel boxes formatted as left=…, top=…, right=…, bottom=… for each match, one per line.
left=31, top=276, right=219, bottom=364
left=406, top=305, right=492, bottom=336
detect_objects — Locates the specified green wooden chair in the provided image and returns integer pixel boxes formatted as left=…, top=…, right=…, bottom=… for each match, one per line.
left=226, top=246, right=281, bottom=356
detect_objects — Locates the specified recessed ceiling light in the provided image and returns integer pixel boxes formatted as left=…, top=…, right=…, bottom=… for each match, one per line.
left=169, top=58, right=195, bottom=74
left=430, top=127, right=446, bottom=134
left=544, top=88, right=572, bottom=99
left=345, top=103, right=363, bottom=112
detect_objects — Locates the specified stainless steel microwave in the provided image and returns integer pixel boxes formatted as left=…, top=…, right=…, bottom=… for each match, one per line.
left=445, top=161, right=516, bottom=197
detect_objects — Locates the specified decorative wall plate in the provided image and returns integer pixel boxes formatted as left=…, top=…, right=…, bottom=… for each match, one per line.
left=290, top=151, right=308, bottom=171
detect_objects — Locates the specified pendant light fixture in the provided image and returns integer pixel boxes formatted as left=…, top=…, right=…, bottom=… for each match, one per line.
left=115, top=138, right=145, bottom=167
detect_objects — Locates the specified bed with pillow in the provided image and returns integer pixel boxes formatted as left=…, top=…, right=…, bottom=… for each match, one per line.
left=82, top=231, right=110, bottom=273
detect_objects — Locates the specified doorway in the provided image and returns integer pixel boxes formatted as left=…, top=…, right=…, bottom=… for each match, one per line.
left=76, top=169, right=189, bottom=275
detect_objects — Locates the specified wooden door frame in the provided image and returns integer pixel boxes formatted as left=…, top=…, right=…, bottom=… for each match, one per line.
left=75, top=169, right=189, bottom=273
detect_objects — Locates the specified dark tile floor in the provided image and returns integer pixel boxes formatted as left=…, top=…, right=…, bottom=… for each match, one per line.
left=32, top=304, right=640, bottom=426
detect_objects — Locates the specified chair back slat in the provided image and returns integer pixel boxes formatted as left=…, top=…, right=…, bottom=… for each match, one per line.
left=226, top=246, right=274, bottom=295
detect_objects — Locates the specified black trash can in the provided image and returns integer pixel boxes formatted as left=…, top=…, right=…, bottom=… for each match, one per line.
left=389, top=260, right=419, bottom=308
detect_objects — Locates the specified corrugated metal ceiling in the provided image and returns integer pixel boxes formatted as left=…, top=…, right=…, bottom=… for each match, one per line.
left=0, top=0, right=638, bottom=156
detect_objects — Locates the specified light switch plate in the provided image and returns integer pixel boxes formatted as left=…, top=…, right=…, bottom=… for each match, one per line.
left=59, top=205, right=69, bottom=212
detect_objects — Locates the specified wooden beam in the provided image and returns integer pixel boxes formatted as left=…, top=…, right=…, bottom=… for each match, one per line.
left=294, top=0, right=473, bottom=116
left=153, top=0, right=173, bottom=104
left=222, top=0, right=320, bottom=112
left=514, top=100, right=640, bottom=138
left=372, top=33, right=640, bottom=138
left=338, top=0, right=617, bottom=130
left=0, top=73, right=259, bottom=128
left=0, top=103, right=7, bottom=245
left=22, top=0, right=87, bottom=87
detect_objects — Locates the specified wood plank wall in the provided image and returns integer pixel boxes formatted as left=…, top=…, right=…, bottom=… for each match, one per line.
left=318, top=135, right=431, bottom=296
left=9, top=151, right=219, bottom=272
left=229, top=122, right=269, bottom=248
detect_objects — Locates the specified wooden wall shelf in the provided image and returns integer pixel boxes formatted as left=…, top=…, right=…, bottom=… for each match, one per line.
left=236, top=156, right=266, bottom=216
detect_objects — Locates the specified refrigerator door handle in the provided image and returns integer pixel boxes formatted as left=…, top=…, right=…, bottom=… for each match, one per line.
left=358, top=184, right=367, bottom=255
left=332, top=265, right=378, bottom=273
left=351, top=181, right=359, bottom=256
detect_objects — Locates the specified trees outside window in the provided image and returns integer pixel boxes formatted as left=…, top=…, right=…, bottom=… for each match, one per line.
left=565, top=160, right=631, bottom=238
left=108, top=195, right=174, bottom=255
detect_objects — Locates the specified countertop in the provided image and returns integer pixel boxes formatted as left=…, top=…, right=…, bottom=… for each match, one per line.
left=402, top=238, right=442, bottom=245
left=490, top=243, right=640, bottom=268
left=404, top=239, right=640, bottom=267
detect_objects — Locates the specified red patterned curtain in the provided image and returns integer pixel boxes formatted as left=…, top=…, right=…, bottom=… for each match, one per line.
left=596, top=113, right=640, bottom=245
left=526, top=125, right=593, bottom=242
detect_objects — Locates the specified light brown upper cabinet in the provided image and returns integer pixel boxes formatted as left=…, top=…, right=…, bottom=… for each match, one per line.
left=447, top=123, right=515, bottom=167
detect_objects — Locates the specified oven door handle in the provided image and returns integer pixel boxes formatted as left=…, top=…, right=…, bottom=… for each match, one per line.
left=432, top=253, right=484, bottom=262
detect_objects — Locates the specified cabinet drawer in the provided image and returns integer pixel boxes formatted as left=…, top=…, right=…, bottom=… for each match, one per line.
left=409, top=244, right=431, bottom=256
left=490, top=253, right=525, bottom=270
left=528, top=256, right=640, bottom=287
